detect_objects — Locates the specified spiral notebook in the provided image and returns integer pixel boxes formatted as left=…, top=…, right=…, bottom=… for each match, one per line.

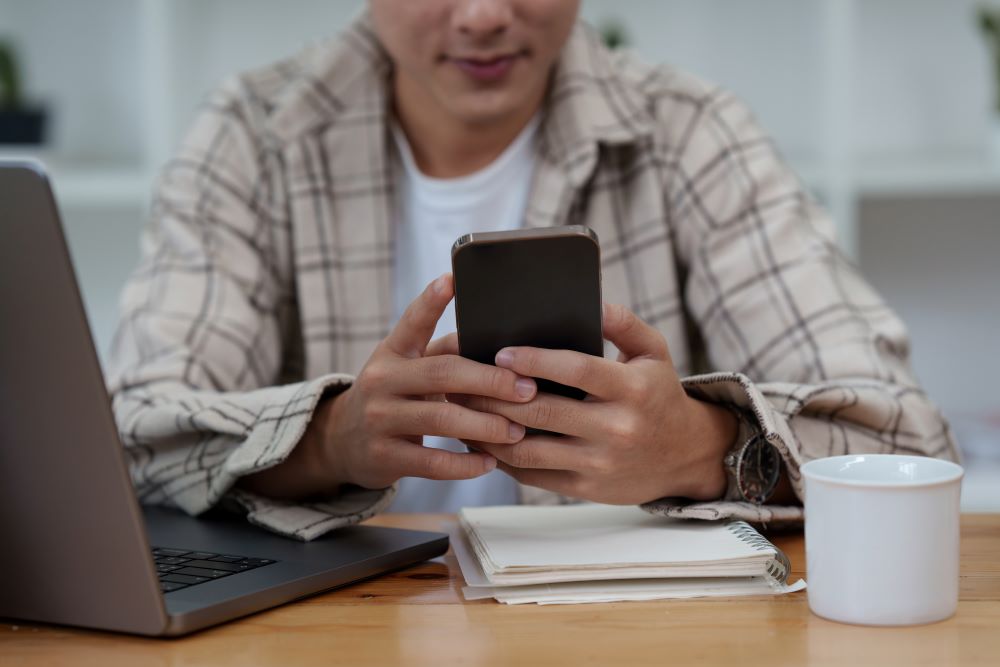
left=453, top=504, right=806, bottom=605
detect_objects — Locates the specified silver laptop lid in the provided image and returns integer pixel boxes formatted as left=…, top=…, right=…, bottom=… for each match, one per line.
left=0, top=161, right=168, bottom=635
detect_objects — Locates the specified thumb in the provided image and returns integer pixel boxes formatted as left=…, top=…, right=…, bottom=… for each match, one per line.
left=383, top=274, right=454, bottom=358
left=602, top=303, right=670, bottom=362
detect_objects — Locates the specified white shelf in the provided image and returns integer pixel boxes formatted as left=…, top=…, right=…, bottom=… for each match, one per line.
left=856, top=154, right=1000, bottom=197
left=0, top=149, right=152, bottom=209
left=792, top=153, right=1000, bottom=199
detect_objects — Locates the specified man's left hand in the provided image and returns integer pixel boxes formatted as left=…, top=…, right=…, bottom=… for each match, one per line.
left=447, top=303, right=739, bottom=505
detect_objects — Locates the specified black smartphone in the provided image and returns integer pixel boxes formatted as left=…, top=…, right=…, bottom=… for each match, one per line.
left=451, top=225, right=604, bottom=400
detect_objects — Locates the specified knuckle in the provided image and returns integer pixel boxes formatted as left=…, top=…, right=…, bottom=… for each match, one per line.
left=510, top=443, right=538, bottom=469
left=616, top=305, right=638, bottom=331
left=483, top=415, right=509, bottom=443
left=487, top=367, right=511, bottom=397
left=529, top=400, right=553, bottom=427
left=427, top=355, right=458, bottom=385
left=413, top=404, right=441, bottom=433
left=624, top=373, right=649, bottom=400
left=368, top=438, right=390, bottom=463
left=519, top=349, right=540, bottom=376
left=423, top=452, right=449, bottom=480
left=568, top=357, right=591, bottom=388
left=361, top=399, right=386, bottom=430
left=429, top=405, right=454, bottom=434
left=590, top=452, right=615, bottom=475
left=357, top=362, right=387, bottom=394
left=609, top=415, right=641, bottom=444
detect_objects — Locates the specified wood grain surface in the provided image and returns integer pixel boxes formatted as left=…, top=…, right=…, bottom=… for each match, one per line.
left=1, top=514, right=998, bottom=666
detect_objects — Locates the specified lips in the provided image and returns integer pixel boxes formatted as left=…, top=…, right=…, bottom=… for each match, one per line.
left=450, top=54, right=521, bottom=83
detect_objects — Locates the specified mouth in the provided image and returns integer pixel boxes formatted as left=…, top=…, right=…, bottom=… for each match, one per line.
left=446, top=51, right=526, bottom=83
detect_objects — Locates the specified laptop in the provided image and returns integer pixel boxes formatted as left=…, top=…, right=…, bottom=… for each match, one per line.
left=0, top=161, right=448, bottom=636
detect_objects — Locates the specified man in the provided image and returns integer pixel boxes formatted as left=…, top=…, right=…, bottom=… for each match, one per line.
left=108, top=0, right=958, bottom=540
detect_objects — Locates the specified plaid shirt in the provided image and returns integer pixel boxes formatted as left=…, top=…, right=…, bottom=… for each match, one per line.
left=107, top=14, right=958, bottom=540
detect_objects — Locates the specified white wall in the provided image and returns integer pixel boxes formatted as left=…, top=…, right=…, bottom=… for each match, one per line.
left=164, top=0, right=366, bottom=154
left=853, top=0, right=993, bottom=158
left=859, top=195, right=1000, bottom=418
left=584, top=0, right=995, bottom=160
left=4, top=1, right=995, bottom=165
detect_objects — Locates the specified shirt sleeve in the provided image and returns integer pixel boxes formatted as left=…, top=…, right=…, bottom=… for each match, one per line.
left=642, top=84, right=960, bottom=525
left=106, top=80, right=393, bottom=541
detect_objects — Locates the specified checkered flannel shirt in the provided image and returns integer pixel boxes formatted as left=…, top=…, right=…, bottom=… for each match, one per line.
left=106, top=14, right=958, bottom=540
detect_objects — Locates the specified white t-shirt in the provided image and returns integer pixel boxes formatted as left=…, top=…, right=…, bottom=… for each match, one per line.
left=386, top=117, right=540, bottom=513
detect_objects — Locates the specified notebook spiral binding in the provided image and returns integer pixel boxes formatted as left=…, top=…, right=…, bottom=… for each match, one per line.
left=725, top=521, right=790, bottom=583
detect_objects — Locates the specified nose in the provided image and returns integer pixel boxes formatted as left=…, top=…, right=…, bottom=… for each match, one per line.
left=452, top=0, right=513, bottom=40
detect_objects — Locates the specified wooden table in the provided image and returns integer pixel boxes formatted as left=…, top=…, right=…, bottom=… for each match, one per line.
left=2, top=514, right=998, bottom=666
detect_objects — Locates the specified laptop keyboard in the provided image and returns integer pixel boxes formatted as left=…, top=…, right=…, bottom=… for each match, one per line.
left=152, top=547, right=277, bottom=593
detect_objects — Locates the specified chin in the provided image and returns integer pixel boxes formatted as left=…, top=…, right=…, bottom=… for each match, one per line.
left=446, top=90, right=536, bottom=127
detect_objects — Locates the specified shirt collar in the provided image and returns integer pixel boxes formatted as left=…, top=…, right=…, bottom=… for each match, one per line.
left=536, top=21, right=654, bottom=184
left=265, top=11, right=654, bottom=186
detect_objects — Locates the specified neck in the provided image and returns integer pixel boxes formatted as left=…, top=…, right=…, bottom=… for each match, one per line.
left=392, top=74, right=545, bottom=179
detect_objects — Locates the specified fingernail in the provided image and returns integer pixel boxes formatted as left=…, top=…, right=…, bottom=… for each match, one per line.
left=509, top=422, right=525, bottom=441
left=496, top=348, right=514, bottom=367
left=515, top=377, right=535, bottom=399
left=483, top=456, right=497, bottom=471
left=432, top=275, right=447, bottom=294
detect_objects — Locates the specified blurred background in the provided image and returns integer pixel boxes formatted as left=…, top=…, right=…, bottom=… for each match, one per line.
left=1, top=0, right=998, bottom=509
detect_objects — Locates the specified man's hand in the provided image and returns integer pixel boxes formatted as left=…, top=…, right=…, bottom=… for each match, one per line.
left=454, top=303, right=738, bottom=505
left=240, top=274, right=536, bottom=499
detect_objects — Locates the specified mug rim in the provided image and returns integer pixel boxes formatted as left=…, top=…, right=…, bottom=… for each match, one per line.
left=801, top=454, right=964, bottom=489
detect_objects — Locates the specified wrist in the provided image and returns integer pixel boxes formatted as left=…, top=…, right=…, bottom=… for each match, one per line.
left=308, top=388, right=352, bottom=487
left=675, top=396, right=738, bottom=500
left=237, top=386, right=350, bottom=500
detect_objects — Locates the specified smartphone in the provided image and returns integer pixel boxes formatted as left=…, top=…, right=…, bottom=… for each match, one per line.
left=451, top=225, right=604, bottom=401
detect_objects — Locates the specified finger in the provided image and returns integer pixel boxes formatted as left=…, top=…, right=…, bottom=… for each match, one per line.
left=468, top=435, right=588, bottom=472
left=459, top=394, right=603, bottom=439
left=602, top=303, right=670, bottom=362
left=386, top=355, right=536, bottom=403
left=494, top=346, right=628, bottom=399
left=383, top=400, right=526, bottom=443
left=383, top=274, right=453, bottom=358
left=425, top=332, right=459, bottom=357
left=390, top=443, right=498, bottom=481
left=496, top=462, right=582, bottom=498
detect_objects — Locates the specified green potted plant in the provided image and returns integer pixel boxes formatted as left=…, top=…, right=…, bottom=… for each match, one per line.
left=0, top=39, right=48, bottom=145
left=978, top=5, right=1000, bottom=162
left=598, top=19, right=629, bottom=50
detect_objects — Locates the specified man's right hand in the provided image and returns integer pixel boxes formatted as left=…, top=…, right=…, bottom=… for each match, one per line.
left=240, top=273, right=536, bottom=499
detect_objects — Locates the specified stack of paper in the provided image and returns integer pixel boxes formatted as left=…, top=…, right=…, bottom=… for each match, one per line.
left=452, top=504, right=805, bottom=605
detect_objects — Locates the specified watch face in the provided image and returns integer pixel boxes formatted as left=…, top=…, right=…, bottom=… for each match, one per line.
left=737, top=436, right=781, bottom=504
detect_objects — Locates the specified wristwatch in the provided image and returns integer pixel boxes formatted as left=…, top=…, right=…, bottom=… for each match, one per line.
left=722, top=410, right=782, bottom=504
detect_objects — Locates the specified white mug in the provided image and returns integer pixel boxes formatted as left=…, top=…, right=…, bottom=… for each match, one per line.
left=801, top=454, right=964, bottom=626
